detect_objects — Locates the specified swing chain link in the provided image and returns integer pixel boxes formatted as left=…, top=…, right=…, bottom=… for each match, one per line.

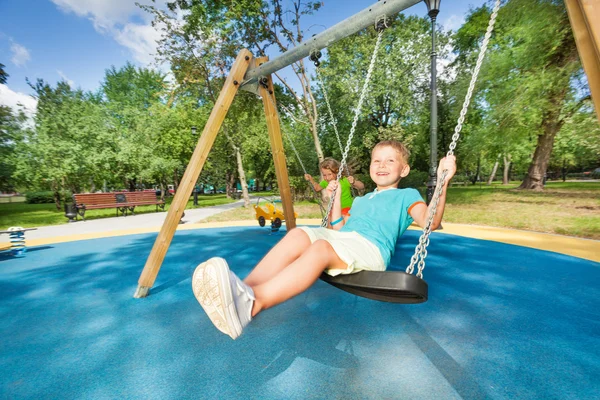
left=315, top=64, right=356, bottom=196
left=263, top=86, right=327, bottom=217
left=316, top=67, right=345, bottom=157
left=322, top=27, right=385, bottom=227
left=406, top=0, right=501, bottom=278
left=448, top=0, right=501, bottom=157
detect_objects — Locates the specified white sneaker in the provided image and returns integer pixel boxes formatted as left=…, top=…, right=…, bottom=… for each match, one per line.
left=192, top=257, right=243, bottom=339
left=228, top=270, right=255, bottom=332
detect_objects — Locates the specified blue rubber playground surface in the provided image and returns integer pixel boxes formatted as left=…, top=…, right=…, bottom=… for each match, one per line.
left=1, top=226, right=599, bottom=399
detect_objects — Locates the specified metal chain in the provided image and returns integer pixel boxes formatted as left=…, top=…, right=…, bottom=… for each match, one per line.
left=406, top=0, right=501, bottom=278
left=321, top=28, right=385, bottom=227
left=316, top=67, right=345, bottom=155
left=263, top=90, right=327, bottom=216
left=280, top=102, right=311, bottom=126
left=315, top=66, right=357, bottom=196
left=448, top=0, right=501, bottom=157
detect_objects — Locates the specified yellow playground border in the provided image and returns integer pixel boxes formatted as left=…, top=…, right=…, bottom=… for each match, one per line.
left=2, top=219, right=599, bottom=263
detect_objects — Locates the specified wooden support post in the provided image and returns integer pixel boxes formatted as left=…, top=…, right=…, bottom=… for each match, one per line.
left=565, top=0, right=600, bottom=121
left=256, top=56, right=297, bottom=231
left=133, top=49, right=252, bottom=298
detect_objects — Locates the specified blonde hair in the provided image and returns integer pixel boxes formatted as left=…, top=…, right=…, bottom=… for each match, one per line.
left=372, top=140, right=410, bottom=163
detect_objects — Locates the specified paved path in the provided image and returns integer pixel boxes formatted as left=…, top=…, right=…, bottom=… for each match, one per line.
left=23, top=199, right=250, bottom=241
left=2, top=195, right=599, bottom=264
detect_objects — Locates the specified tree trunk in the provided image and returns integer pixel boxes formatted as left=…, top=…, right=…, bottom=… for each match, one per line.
left=160, top=181, right=166, bottom=202
left=224, top=130, right=251, bottom=207
left=519, top=105, right=565, bottom=190
left=173, top=170, right=180, bottom=193
left=503, top=155, right=511, bottom=185
left=487, top=157, right=500, bottom=185
left=471, top=155, right=481, bottom=185
left=226, top=172, right=236, bottom=199
left=53, top=181, right=61, bottom=210
left=234, top=146, right=250, bottom=207
left=310, top=115, right=325, bottom=163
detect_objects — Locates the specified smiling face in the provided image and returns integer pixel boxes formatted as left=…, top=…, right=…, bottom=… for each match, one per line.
left=321, top=168, right=337, bottom=182
left=369, top=145, right=410, bottom=190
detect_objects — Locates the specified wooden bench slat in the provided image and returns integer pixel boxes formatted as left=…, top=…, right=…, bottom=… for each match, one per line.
left=71, top=192, right=164, bottom=221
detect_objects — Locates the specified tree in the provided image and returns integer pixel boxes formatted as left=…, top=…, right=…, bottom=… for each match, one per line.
left=550, top=102, right=600, bottom=178
left=15, top=80, right=113, bottom=207
left=0, top=62, right=8, bottom=84
left=101, top=64, right=168, bottom=191
left=313, top=14, right=449, bottom=174
left=455, top=0, right=587, bottom=190
left=140, top=3, right=275, bottom=205
left=143, top=0, right=328, bottom=162
left=0, top=105, right=27, bottom=192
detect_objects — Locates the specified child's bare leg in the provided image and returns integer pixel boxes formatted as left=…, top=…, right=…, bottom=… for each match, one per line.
left=251, top=239, right=346, bottom=317
left=244, top=228, right=311, bottom=287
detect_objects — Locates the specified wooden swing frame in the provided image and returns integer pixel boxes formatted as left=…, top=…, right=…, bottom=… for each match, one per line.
left=133, top=0, right=600, bottom=298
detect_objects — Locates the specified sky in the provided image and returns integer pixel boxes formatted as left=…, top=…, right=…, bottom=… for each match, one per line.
left=0, top=0, right=488, bottom=117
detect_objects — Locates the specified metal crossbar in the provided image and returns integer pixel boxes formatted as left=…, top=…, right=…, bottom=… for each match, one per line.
left=240, top=0, right=421, bottom=86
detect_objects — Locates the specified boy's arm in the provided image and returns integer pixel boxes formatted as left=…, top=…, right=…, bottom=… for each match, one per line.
left=409, top=156, right=456, bottom=230
left=326, top=181, right=345, bottom=230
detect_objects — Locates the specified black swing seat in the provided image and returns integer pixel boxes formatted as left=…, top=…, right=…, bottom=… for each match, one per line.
left=319, top=270, right=428, bottom=304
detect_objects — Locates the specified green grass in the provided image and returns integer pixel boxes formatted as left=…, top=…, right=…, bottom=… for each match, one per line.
left=440, top=182, right=600, bottom=239
left=0, top=194, right=235, bottom=230
left=252, top=191, right=276, bottom=198
left=3, top=184, right=599, bottom=239
left=203, top=181, right=600, bottom=240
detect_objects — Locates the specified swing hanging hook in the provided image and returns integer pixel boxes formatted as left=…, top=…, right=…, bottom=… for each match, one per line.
left=309, top=49, right=322, bottom=67
left=258, top=76, right=269, bottom=89
left=375, top=15, right=389, bottom=32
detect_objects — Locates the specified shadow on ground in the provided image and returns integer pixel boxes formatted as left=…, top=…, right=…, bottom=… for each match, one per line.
left=0, top=227, right=599, bottom=399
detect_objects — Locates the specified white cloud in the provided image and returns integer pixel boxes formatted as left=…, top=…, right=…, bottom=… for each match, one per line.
left=112, top=23, right=163, bottom=65
left=51, top=0, right=145, bottom=29
left=0, top=84, right=37, bottom=118
left=442, top=14, right=465, bottom=32
left=10, top=42, right=31, bottom=67
left=57, top=70, right=75, bottom=87
left=50, top=0, right=166, bottom=65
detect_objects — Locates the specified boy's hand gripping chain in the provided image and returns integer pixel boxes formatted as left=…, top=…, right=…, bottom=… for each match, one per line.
left=406, top=0, right=501, bottom=279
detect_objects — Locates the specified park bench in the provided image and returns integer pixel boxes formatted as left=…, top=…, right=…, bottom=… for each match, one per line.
left=72, top=192, right=164, bottom=221
left=121, top=192, right=166, bottom=213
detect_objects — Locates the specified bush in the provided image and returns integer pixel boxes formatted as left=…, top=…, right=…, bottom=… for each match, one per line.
left=25, top=191, right=55, bottom=204
left=289, top=176, right=318, bottom=202
left=25, top=190, right=73, bottom=204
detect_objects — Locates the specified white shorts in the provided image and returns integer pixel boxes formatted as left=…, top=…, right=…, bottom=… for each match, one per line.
left=298, top=226, right=385, bottom=277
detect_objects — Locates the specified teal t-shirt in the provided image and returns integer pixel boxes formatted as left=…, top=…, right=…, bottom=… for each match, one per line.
left=340, top=188, right=425, bottom=266
left=320, top=177, right=353, bottom=209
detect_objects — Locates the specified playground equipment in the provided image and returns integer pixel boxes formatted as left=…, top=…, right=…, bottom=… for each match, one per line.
left=0, top=227, right=37, bottom=256
left=253, top=197, right=298, bottom=232
left=134, top=0, right=600, bottom=299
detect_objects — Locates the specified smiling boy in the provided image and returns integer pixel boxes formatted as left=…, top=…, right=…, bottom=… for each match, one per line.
left=191, top=140, right=457, bottom=339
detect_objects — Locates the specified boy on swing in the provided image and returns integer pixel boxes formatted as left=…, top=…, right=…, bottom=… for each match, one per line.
left=192, top=140, right=456, bottom=339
